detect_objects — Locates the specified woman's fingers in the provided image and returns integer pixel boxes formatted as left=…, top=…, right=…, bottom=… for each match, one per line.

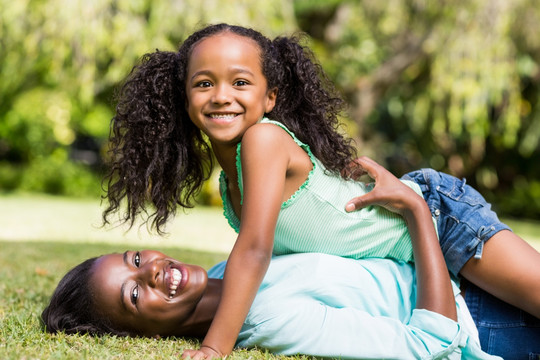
left=343, top=156, right=383, bottom=180
left=353, top=156, right=394, bottom=180
left=345, top=156, right=420, bottom=216
left=345, top=191, right=380, bottom=212
left=345, top=156, right=388, bottom=212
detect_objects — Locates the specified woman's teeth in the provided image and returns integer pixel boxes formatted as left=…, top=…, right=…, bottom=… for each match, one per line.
left=169, top=268, right=182, bottom=298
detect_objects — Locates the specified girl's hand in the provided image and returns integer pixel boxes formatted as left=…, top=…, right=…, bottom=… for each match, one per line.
left=344, top=156, right=423, bottom=219
left=181, top=346, right=222, bottom=360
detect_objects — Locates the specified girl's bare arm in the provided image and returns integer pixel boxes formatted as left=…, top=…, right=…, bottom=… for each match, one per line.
left=184, top=125, right=295, bottom=358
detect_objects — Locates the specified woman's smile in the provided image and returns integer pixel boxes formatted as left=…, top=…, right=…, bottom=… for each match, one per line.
left=167, top=264, right=188, bottom=298
left=89, top=250, right=208, bottom=336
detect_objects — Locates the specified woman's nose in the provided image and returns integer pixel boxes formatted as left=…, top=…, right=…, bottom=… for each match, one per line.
left=140, top=260, right=160, bottom=288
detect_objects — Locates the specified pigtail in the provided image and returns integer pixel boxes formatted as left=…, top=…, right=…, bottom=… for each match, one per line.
left=102, top=50, right=212, bottom=234
left=269, top=36, right=356, bottom=175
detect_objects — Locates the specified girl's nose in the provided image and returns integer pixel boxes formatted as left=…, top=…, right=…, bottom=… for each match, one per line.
left=140, top=260, right=160, bottom=288
left=211, top=84, right=232, bottom=104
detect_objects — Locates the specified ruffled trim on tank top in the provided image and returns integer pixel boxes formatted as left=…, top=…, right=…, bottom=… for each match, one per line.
left=219, top=118, right=317, bottom=232
left=258, top=119, right=317, bottom=208
left=219, top=168, right=241, bottom=233
left=235, top=141, right=244, bottom=203
left=219, top=143, right=242, bottom=233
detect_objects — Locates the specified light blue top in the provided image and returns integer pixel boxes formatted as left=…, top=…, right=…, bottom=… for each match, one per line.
left=220, top=118, right=422, bottom=262
left=209, top=253, right=499, bottom=359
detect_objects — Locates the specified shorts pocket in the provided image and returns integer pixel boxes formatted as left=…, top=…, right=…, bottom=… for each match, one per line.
left=435, top=173, right=485, bottom=207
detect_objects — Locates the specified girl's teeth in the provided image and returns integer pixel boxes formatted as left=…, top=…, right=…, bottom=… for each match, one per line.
left=211, top=114, right=235, bottom=119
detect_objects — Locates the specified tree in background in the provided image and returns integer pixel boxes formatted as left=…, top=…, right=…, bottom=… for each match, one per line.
left=295, top=0, right=540, bottom=217
left=0, top=0, right=296, bottom=197
left=1, top=0, right=539, bottom=218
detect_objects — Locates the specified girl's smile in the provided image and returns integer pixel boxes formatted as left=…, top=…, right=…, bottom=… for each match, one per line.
left=185, top=32, right=277, bottom=148
left=206, top=112, right=240, bottom=125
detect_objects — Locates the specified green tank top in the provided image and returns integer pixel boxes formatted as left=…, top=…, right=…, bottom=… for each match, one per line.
left=219, top=118, right=420, bottom=262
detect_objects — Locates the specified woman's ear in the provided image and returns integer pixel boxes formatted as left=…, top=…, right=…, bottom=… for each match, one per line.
left=265, top=87, right=278, bottom=113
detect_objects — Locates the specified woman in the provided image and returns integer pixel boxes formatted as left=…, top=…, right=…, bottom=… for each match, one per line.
left=43, top=249, right=498, bottom=359
left=43, top=160, right=499, bottom=359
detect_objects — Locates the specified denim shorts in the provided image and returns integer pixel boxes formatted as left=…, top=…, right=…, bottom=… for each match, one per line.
left=401, top=169, right=511, bottom=277
left=464, top=280, right=540, bottom=359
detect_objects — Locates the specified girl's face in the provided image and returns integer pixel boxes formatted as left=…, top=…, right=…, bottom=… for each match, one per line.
left=89, top=250, right=208, bottom=336
left=185, top=32, right=277, bottom=148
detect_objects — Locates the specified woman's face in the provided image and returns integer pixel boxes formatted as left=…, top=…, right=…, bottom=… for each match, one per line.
left=89, top=250, right=208, bottom=336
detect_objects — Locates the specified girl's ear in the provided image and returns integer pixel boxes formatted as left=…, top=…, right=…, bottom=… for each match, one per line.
left=265, top=87, right=278, bottom=113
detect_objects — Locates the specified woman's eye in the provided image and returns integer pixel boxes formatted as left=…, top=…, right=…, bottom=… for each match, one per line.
left=131, top=285, right=139, bottom=305
left=134, top=252, right=141, bottom=267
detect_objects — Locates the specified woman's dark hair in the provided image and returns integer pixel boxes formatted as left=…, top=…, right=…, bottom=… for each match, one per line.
left=102, top=23, right=357, bottom=234
left=41, top=257, right=129, bottom=336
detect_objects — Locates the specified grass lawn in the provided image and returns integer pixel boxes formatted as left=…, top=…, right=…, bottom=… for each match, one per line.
left=1, top=193, right=540, bottom=359
left=0, top=194, right=313, bottom=359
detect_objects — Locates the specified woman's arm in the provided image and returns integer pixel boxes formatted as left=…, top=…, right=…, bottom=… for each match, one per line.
left=345, top=157, right=457, bottom=320
left=248, top=298, right=465, bottom=359
left=402, top=189, right=457, bottom=319
left=237, top=253, right=486, bottom=359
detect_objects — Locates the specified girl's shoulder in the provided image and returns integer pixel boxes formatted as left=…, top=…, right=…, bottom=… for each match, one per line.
left=257, top=118, right=297, bottom=139
left=243, top=118, right=308, bottom=148
left=242, top=119, right=296, bottom=148
left=242, top=119, right=315, bottom=168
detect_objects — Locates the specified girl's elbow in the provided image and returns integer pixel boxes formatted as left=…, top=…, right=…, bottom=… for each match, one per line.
left=248, top=246, right=272, bottom=264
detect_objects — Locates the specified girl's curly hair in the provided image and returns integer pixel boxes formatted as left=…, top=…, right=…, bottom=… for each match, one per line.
left=102, top=23, right=356, bottom=234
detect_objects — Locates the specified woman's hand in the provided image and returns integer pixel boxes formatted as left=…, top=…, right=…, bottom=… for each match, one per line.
left=345, top=157, right=457, bottom=320
left=344, top=156, right=424, bottom=219
left=182, top=346, right=222, bottom=360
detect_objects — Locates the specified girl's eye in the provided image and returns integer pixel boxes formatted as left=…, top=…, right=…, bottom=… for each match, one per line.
left=134, top=252, right=141, bottom=267
left=196, top=81, right=212, bottom=88
left=131, top=285, right=139, bottom=305
left=234, top=80, right=248, bottom=86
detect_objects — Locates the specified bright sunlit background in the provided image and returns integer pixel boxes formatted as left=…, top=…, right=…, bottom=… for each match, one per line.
left=1, top=0, right=540, bottom=228
left=1, top=2, right=540, bottom=358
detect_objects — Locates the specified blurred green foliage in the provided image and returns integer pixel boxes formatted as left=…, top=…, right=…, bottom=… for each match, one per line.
left=0, top=0, right=539, bottom=218
left=297, top=0, right=540, bottom=218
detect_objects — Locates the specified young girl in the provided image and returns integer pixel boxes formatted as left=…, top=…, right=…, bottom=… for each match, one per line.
left=102, top=23, right=540, bottom=357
